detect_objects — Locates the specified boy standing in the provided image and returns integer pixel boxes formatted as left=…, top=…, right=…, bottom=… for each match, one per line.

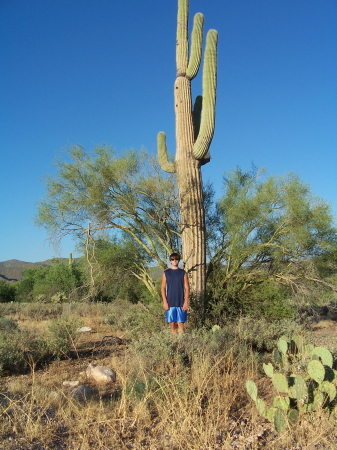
left=161, top=253, right=190, bottom=333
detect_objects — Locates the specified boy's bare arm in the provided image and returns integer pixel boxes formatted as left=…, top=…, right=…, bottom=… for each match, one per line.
left=182, top=273, right=190, bottom=311
left=161, top=274, right=169, bottom=310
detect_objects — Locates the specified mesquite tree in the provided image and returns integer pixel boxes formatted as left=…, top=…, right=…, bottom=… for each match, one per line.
left=157, top=0, right=218, bottom=302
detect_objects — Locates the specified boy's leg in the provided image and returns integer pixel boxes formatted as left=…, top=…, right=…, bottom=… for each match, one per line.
left=177, top=322, right=184, bottom=333
left=170, top=322, right=178, bottom=334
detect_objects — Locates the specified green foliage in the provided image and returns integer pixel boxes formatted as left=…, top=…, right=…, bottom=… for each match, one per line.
left=0, top=280, right=16, bottom=302
left=15, top=260, right=85, bottom=303
left=36, top=146, right=180, bottom=278
left=207, top=167, right=337, bottom=320
left=88, top=236, right=158, bottom=301
left=246, top=335, right=337, bottom=433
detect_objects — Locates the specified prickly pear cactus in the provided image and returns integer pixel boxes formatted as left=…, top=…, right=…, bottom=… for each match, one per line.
left=246, top=336, right=337, bottom=433
left=157, top=0, right=218, bottom=303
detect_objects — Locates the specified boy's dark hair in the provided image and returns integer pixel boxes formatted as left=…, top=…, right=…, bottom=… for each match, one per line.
left=169, top=252, right=181, bottom=260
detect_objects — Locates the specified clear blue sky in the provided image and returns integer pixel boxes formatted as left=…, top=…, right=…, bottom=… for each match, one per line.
left=1, top=0, right=336, bottom=262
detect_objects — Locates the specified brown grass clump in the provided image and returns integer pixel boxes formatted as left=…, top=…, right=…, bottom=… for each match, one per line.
left=0, top=302, right=337, bottom=449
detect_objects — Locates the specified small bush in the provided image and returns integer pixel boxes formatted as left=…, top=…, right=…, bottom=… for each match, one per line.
left=0, top=280, right=16, bottom=302
left=0, top=329, right=49, bottom=375
left=0, top=332, right=26, bottom=375
left=104, top=299, right=164, bottom=338
left=0, top=317, right=18, bottom=333
left=46, top=316, right=81, bottom=358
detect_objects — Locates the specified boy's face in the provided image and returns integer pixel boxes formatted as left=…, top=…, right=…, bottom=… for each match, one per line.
left=170, top=257, right=180, bottom=268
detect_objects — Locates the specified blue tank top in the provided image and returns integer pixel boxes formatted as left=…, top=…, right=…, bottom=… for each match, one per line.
left=164, top=268, right=186, bottom=307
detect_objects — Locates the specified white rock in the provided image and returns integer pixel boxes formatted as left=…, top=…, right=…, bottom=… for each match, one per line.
left=63, top=380, right=80, bottom=388
left=86, top=363, right=116, bottom=383
left=77, top=326, right=92, bottom=332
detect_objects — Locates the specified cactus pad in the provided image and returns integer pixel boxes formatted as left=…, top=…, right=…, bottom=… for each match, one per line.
left=277, top=338, right=288, bottom=355
left=256, top=398, right=267, bottom=418
left=319, top=380, right=336, bottom=402
left=312, top=346, right=333, bottom=368
left=263, top=362, right=274, bottom=378
left=272, top=348, right=282, bottom=365
left=274, top=409, right=287, bottom=433
left=291, top=335, right=304, bottom=354
left=266, top=407, right=276, bottom=423
left=272, top=373, right=289, bottom=394
left=312, top=390, right=324, bottom=410
left=246, top=380, right=257, bottom=401
left=287, top=409, right=299, bottom=426
left=307, top=360, right=325, bottom=384
left=273, top=395, right=290, bottom=411
left=289, top=374, right=308, bottom=401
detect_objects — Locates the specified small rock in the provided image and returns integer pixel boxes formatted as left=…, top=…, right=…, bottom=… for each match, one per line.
left=77, top=326, right=92, bottom=332
left=63, top=380, right=80, bottom=388
left=86, top=363, right=116, bottom=383
left=70, top=385, right=94, bottom=403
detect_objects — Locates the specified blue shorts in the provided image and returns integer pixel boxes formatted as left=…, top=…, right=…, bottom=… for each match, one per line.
left=165, top=307, right=187, bottom=323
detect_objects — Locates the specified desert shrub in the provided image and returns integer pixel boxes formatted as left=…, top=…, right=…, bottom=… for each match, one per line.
left=10, top=302, right=63, bottom=321
left=46, top=316, right=81, bottom=358
left=0, top=317, right=18, bottom=333
left=0, top=279, right=16, bottom=302
left=212, top=316, right=306, bottom=352
left=0, top=330, right=49, bottom=375
left=0, top=332, right=25, bottom=374
left=127, top=318, right=305, bottom=377
left=206, top=277, right=295, bottom=325
left=0, top=302, right=21, bottom=317
left=104, top=299, right=164, bottom=338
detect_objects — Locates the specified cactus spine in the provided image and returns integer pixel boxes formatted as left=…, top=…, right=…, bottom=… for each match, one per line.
left=157, top=0, right=218, bottom=302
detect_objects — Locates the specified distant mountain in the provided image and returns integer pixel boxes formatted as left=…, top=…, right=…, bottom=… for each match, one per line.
left=0, top=259, right=61, bottom=282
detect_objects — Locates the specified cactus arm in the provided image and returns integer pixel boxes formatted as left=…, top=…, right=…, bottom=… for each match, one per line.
left=193, top=29, right=218, bottom=160
left=176, top=0, right=189, bottom=76
left=157, top=132, right=176, bottom=173
left=186, top=13, right=204, bottom=80
left=193, top=95, right=210, bottom=166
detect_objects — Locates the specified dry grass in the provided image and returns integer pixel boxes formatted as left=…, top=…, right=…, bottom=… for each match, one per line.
left=0, top=302, right=337, bottom=449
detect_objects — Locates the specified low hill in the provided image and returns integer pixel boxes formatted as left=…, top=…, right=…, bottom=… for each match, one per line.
left=0, top=259, right=62, bottom=282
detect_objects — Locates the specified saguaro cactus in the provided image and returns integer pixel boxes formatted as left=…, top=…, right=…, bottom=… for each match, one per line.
left=157, top=0, right=218, bottom=303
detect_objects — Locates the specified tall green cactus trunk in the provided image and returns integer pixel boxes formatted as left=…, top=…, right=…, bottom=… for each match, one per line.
left=157, top=0, right=218, bottom=307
